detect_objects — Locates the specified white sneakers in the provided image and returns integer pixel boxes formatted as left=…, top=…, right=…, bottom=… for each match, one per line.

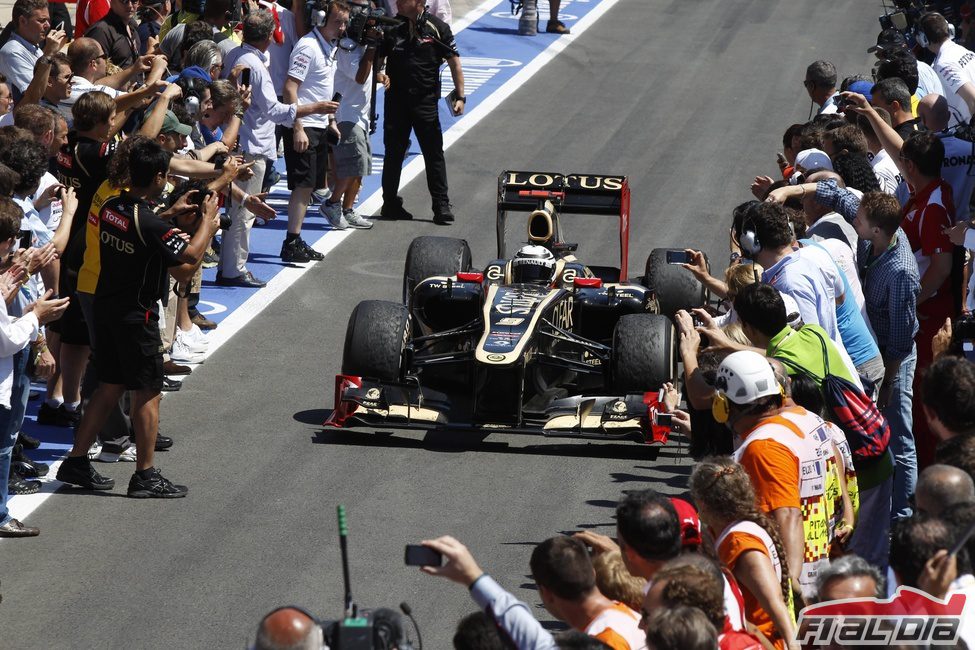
left=171, top=325, right=209, bottom=364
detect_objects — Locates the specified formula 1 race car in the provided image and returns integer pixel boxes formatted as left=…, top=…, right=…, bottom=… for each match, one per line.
left=325, top=171, right=708, bottom=444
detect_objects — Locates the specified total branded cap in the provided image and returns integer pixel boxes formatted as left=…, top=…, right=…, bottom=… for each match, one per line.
left=161, top=110, right=192, bottom=136
left=868, top=29, right=908, bottom=54
left=669, top=497, right=702, bottom=549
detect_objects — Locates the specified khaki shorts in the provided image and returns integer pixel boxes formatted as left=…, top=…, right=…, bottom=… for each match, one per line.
left=333, top=122, right=372, bottom=178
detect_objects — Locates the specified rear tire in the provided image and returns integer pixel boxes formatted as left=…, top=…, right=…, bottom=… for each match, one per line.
left=342, top=300, right=410, bottom=381
left=644, top=248, right=708, bottom=317
left=403, top=236, right=472, bottom=303
left=611, top=314, right=676, bottom=392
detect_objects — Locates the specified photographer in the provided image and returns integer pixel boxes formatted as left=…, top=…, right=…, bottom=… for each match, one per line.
left=378, top=0, right=464, bottom=225
left=420, top=535, right=558, bottom=649
left=0, top=196, right=69, bottom=538
left=57, top=138, right=220, bottom=498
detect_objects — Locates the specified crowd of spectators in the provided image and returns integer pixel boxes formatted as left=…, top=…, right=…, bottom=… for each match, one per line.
left=0, top=0, right=467, bottom=535
left=253, top=10, right=975, bottom=650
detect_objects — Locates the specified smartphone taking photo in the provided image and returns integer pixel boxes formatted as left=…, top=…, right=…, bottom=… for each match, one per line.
left=666, top=250, right=690, bottom=265
left=404, top=544, right=443, bottom=567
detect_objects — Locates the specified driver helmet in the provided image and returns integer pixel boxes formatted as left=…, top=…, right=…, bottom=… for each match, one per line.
left=512, top=244, right=557, bottom=285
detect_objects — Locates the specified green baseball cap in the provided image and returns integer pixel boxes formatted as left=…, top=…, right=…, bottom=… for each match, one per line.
left=161, top=110, right=192, bottom=136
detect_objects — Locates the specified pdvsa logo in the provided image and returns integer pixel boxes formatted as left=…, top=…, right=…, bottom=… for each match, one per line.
left=797, top=587, right=967, bottom=646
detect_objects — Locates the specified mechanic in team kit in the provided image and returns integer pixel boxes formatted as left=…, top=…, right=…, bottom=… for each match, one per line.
left=377, top=0, right=464, bottom=225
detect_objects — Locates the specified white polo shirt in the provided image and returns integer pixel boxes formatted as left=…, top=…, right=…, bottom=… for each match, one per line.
left=57, top=76, right=123, bottom=125
left=335, top=46, right=370, bottom=131
left=933, top=39, right=975, bottom=126
left=288, top=28, right=337, bottom=130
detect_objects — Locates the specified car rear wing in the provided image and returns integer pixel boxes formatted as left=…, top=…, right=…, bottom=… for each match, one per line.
left=496, top=171, right=631, bottom=279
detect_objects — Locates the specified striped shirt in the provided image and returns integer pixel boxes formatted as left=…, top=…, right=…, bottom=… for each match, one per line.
left=814, top=179, right=920, bottom=361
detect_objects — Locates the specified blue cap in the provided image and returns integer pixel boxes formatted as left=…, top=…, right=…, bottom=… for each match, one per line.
left=847, top=80, right=874, bottom=102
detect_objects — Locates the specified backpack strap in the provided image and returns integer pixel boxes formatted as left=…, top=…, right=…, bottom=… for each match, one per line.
left=807, top=327, right=833, bottom=375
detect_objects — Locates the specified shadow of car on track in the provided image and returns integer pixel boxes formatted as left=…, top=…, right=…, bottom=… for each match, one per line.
left=308, top=424, right=665, bottom=461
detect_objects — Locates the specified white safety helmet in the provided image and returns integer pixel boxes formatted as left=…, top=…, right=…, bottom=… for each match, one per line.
left=512, top=244, right=556, bottom=285
left=714, top=351, right=781, bottom=405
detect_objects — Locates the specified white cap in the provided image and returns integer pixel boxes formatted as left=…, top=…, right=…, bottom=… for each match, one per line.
left=795, top=148, right=834, bottom=173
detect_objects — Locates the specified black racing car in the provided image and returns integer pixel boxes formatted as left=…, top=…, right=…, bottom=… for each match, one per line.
left=326, top=171, right=707, bottom=444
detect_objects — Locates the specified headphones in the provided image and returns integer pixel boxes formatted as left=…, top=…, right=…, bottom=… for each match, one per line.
left=177, top=76, right=208, bottom=117
left=309, top=0, right=332, bottom=27
left=739, top=218, right=762, bottom=257
left=916, top=15, right=956, bottom=48
left=252, top=606, right=326, bottom=650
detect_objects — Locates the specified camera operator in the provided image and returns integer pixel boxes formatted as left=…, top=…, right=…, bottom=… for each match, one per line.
left=328, top=22, right=380, bottom=229
left=218, top=10, right=339, bottom=288
left=282, top=0, right=352, bottom=261
left=253, top=607, right=325, bottom=650
left=57, top=138, right=220, bottom=497
left=378, top=0, right=464, bottom=225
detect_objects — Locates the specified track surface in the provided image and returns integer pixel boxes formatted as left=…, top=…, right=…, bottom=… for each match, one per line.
left=2, top=1, right=877, bottom=647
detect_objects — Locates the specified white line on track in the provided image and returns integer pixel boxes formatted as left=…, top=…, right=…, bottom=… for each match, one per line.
left=5, top=0, right=621, bottom=527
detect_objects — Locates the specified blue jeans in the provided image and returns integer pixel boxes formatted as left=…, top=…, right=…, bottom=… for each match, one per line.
left=884, top=344, right=917, bottom=521
left=0, top=349, right=28, bottom=526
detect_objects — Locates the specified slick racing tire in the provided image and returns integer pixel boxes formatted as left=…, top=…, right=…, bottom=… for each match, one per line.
left=403, top=236, right=472, bottom=303
left=611, top=313, right=676, bottom=392
left=644, top=248, right=708, bottom=318
left=341, top=300, right=410, bottom=382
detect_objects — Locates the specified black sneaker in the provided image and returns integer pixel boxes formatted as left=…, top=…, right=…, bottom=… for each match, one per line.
left=8, top=477, right=40, bottom=495
left=37, top=402, right=81, bottom=427
left=55, top=456, right=115, bottom=490
left=17, top=431, right=40, bottom=449
left=37, top=403, right=80, bottom=427
left=281, top=238, right=314, bottom=263
left=380, top=200, right=413, bottom=220
left=296, top=238, right=325, bottom=261
left=433, top=203, right=455, bottom=225
left=12, top=446, right=48, bottom=477
left=127, top=467, right=188, bottom=499
left=155, top=434, right=174, bottom=451
left=545, top=19, right=570, bottom=33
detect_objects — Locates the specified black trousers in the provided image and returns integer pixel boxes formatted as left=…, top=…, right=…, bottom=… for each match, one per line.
left=382, top=91, right=449, bottom=209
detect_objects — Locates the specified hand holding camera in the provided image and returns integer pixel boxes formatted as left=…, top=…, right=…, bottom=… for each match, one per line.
left=416, top=536, right=484, bottom=587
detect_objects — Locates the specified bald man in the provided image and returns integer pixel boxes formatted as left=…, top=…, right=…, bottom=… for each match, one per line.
left=918, top=93, right=951, bottom=131
left=254, top=607, right=324, bottom=650
left=915, top=464, right=975, bottom=516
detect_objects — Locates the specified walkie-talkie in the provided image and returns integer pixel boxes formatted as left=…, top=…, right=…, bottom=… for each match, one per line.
left=332, top=505, right=374, bottom=649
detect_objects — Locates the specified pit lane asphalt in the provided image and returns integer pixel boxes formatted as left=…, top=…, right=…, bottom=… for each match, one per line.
left=1, top=1, right=878, bottom=646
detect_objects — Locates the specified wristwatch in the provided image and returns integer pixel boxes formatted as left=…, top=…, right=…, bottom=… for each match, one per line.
left=455, top=94, right=467, bottom=103
left=40, top=55, right=54, bottom=65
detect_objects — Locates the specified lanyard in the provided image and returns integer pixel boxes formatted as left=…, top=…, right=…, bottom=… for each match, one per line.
left=312, top=29, right=337, bottom=65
